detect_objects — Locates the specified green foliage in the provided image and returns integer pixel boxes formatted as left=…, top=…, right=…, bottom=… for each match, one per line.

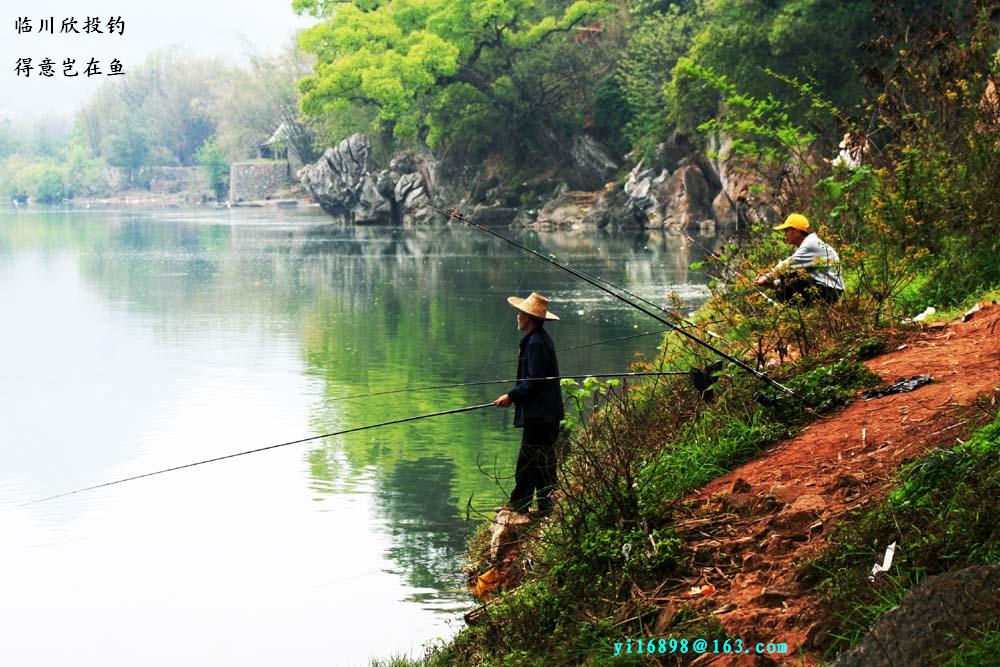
left=195, top=138, right=230, bottom=200
left=30, top=162, right=66, bottom=204
left=295, top=0, right=612, bottom=159
left=591, top=78, right=630, bottom=155
left=104, top=121, right=150, bottom=185
left=615, top=5, right=701, bottom=153
left=0, top=145, right=108, bottom=203
left=810, top=410, right=1000, bottom=656
left=559, top=375, right=619, bottom=433
left=943, top=627, right=1000, bottom=667
left=687, top=63, right=819, bottom=174
left=668, top=0, right=873, bottom=132
left=779, top=358, right=880, bottom=415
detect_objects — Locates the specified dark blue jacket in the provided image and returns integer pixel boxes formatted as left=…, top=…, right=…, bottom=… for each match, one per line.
left=508, top=325, right=564, bottom=427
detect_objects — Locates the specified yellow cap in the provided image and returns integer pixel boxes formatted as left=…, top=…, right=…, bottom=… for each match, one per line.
left=774, top=213, right=810, bottom=232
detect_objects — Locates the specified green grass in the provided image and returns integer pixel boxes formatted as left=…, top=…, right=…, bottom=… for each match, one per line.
left=439, top=350, right=882, bottom=666
left=943, top=627, right=1000, bottom=666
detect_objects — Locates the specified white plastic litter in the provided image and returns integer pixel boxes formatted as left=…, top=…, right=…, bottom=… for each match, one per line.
left=911, top=307, right=936, bottom=322
left=869, top=542, right=897, bottom=582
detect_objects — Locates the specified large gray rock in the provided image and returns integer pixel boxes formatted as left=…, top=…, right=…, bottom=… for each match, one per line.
left=656, top=164, right=715, bottom=229
left=299, top=133, right=436, bottom=225
left=465, top=205, right=519, bottom=227
left=534, top=191, right=598, bottom=228
left=655, top=131, right=696, bottom=173
left=394, top=172, right=434, bottom=225
left=832, top=564, right=1000, bottom=666
left=621, top=161, right=714, bottom=229
left=566, top=135, right=619, bottom=190
left=622, top=160, right=660, bottom=225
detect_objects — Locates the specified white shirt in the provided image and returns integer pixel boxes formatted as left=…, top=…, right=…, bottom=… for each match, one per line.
left=770, top=233, right=844, bottom=291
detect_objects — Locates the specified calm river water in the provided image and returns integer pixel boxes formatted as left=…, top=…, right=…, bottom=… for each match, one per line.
left=0, top=205, right=716, bottom=666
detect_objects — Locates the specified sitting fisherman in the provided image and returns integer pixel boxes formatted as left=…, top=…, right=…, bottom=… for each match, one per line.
left=755, top=213, right=844, bottom=304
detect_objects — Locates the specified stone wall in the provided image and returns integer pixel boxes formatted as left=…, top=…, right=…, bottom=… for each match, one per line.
left=229, top=161, right=290, bottom=202
left=147, top=166, right=210, bottom=194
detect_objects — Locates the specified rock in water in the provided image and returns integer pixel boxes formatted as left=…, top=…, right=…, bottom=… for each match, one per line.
left=299, top=133, right=437, bottom=225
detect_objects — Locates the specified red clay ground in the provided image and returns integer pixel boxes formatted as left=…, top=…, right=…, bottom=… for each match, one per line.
left=657, top=304, right=1000, bottom=665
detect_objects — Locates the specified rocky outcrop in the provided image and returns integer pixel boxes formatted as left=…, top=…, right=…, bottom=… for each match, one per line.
left=617, top=158, right=716, bottom=230
left=832, top=564, right=1000, bottom=667
left=467, top=204, right=519, bottom=227
left=566, top=135, right=619, bottom=190
left=299, top=134, right=438, bottom=225
left=300, top=129, right=749, bottom=230
left=532, top=191, right=598, bottom=228
left=659, top=163, right=715, bottom=228
left=581, top=185, right=641, bottom=228
left=393, top=172, right=434, bottom=225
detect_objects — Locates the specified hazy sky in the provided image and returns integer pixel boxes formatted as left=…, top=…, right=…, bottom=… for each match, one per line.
left=1, top=0, right=316, bottom=122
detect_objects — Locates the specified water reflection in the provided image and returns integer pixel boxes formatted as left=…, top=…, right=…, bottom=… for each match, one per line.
left=375, top=456, right=470, bottom=603
left=0, top=206, right=719, bottom=664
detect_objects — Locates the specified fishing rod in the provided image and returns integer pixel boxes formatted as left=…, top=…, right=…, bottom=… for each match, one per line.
left=478, top=328, right=669, bottom=369
left=327, top=370, right=688, bottom=403
left=436, top=206, right=795, bottom=397
left=427, top=204, right=725, bottom=341
left=684, top=233, right=781, bottom=308
left=19, top=402, right=496, bottom=507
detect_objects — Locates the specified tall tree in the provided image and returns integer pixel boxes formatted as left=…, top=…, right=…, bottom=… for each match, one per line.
left=293, top=0, right=611, bottom=159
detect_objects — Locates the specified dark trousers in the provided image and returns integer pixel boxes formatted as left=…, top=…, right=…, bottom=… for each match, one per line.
left=509, top=420, right=561, bottom=513
left=776, top=276, right=842, bottom=305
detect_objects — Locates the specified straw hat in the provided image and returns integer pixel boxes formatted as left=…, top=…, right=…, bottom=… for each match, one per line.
left=507, top=292, right=559, bottom=321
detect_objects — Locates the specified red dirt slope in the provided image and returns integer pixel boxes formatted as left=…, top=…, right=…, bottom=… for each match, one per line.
left=665, top=304, right=1000, bottom=665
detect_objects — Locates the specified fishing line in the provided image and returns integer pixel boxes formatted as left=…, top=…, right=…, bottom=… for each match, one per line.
left=434, top=206, right=796, bottom=397
left=326, top=370, right=687, bottom=403
left=478, top=329, right=670, bottom=370
left=684, top=233, right=781, bottom=308
left=481, top=253, right=530, bottom=372
left=19, top=402, right=496, bottom=507
left=429, top=205, right=724, bottom=340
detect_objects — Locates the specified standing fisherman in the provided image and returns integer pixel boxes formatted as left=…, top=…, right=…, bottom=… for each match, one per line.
left=494, top=292, right=564, bottom=516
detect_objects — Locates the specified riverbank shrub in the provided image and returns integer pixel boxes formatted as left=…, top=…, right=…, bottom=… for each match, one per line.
left=195, top=138, right=230, bottom=201
left=0, top=149, right=109, bottom=203
left=440, top=350, right=881, bottom=665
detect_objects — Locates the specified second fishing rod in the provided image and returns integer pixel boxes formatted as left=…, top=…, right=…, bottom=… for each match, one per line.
left=426, top=204, right=727, bottom=342
left=436, top=206, right=796, bottom=397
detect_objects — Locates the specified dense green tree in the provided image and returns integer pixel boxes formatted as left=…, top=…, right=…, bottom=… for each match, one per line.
left=669, top=0, right=875, bottom=132
left=293, top=0, right=612, bottom=159
left=210, top=42, right=317, bottom=163
left=105, top=121, right=150, bottom=186
left=615, top=4, right=702, bottom=153
left=76, top=53, right=228, bottom=168
left=195, top=138, right=230, bottom=200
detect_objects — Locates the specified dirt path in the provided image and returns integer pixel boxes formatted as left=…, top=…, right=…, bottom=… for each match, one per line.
left=664, top=305, right=1000, bottom=665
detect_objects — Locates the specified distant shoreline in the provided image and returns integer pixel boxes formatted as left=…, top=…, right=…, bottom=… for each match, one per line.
left=9, top=190, right=317, bottom=210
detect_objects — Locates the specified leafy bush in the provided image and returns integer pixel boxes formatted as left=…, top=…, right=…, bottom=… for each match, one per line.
left=195, top=138, right=230, bottom=201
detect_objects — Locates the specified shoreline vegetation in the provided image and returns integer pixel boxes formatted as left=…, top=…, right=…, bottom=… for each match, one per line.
left=3, top=0, right=998, bottom=664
